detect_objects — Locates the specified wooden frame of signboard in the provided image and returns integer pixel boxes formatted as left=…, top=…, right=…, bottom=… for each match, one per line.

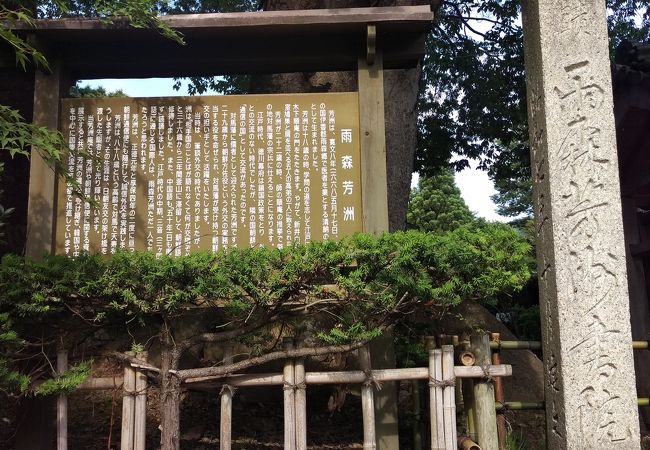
left=22, top=7, right=432, bottom=450
left=24, top=6, right=431, bottom=258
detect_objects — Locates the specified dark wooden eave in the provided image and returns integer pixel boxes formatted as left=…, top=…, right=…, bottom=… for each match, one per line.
left=10, top=6, right=433, bottom=79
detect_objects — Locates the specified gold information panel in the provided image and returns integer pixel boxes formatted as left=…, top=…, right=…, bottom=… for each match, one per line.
left=56, top=93, right=363, bottom=256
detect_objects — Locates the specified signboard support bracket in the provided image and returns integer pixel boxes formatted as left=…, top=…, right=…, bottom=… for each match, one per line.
left=366, top=24, right=376, bottom=66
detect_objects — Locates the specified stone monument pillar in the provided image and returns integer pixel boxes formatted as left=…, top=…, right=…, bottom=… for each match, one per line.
left=522, top=1, right=641, bottom=448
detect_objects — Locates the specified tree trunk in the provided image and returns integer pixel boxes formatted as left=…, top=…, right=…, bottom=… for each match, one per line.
left=159, top=326, right=182, bottom=450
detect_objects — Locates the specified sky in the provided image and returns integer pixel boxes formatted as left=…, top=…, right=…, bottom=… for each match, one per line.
left=79, top=78, right=512, bottom=222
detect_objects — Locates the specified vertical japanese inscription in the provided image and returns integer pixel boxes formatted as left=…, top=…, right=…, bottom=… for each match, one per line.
left=523, top=0, right=640, bottom=448
left=555, top=61, right=632, bottom=447
left=56, top=93, right=363, bottom=256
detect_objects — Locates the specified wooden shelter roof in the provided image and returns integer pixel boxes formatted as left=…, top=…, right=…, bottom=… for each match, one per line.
left=16, top=6, right=433, bottom=79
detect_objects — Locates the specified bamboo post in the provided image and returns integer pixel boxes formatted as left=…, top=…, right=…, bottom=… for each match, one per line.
left=433, top=349, right=445, bottom=450
left=283, top=338, right=296, bottom=450
left=441, top=345, right=456, bottom=450
left=460, top=335, right=476, bottom=442
left=220, top=345, right=234, bottom=450
left=412, top=380, right=422, bottom=450
left=294, top=339, right=307, bottom=450
left=461, top=378, right=477, bottom=442
left=470, top=335, right=498, bottom=450
left=454, top=354, right=464, bottom=439
left=490, top=334, right=505, bottom=450
left=455, top=375, right=465, bottom=443
left=120, top=353, right=136, bottom=450
left=358, top=345, right=376, bottom=450
left=133, top=352, right=148, bottom=450
left=426, top=337, right=442, bottom=450
left=57, top=350, right=68, bottom=450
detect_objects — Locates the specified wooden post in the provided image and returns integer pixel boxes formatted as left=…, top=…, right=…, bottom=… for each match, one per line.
left=358, top=45, right=388, bottom=234
left=56, top=350, right=68, bottom=450
left=490, top=334, right=505, bottom=450
left=294, top=340, right=307, bottom=450
left=283, top=338, right=296, bottom=450
left=133, top=352, right=148, bottom=450
left=357, top=45, right=399, bottom=450
left=358, top=345, right=376, bottom=450
left=120, top=355, right=136, bottom=450
left=27, top=51, right=70, bottom=259
left=470, top=335, right=498, bottom=450
left=220, top=346, right=234, bottom=450
left=359, top=45, right=398, bottom=450
left=426, top=337, right=443, bottom=450
left=442, top=345, right=456, bottom=450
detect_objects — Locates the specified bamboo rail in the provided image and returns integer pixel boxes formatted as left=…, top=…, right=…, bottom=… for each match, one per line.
left=495, top=402, right=545, bottom=411
left=184, top=365, right=512, bottom=387
left=488, top=340, right=650, bottom=351
left=78, top=376, right=123, bottom=390
left=495, top=399, right=650, bottom=411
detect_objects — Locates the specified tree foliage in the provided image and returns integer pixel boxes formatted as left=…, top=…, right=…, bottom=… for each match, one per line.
left=417, top=0, right=649, bottom=217
left=407, top=169, right=474, bottom=233
left=68, top=82, right=127, bottom=98
left=0, top=230, right=531, bottom=394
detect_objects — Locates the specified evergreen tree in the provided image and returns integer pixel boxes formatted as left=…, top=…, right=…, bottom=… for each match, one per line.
left=407, top=169, right=474, bottom=233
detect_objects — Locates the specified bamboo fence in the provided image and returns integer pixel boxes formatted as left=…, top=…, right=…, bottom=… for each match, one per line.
left=54, top=336, right=514, bottom=450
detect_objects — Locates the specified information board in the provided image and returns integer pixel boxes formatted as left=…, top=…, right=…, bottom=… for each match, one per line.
left=56, top=93, right=363, bottom=256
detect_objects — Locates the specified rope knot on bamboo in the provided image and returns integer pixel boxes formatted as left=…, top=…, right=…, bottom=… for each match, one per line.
left=362, top=369, right=382, bottom=390
left=220, top=383, right=237, bottom=397
left=480, top=364, right=495, bottom=383
left=283, top=381, right=307, bottom=391
left=428, top=376, right=455, bottom=388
